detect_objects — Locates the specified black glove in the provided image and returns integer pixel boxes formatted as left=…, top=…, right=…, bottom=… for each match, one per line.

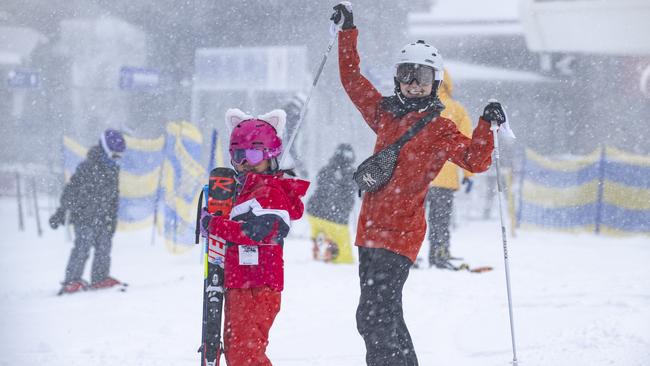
left=482, top=101, right=506, bottom=126
left=49, top=208, right=65, bottom=230
left=330, top=2, right=354, bottom=30
left=462, top=177, right=473, bottom=194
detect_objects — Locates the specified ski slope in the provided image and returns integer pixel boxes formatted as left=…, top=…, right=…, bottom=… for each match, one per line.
left=1, top=198, right=649, bottom=366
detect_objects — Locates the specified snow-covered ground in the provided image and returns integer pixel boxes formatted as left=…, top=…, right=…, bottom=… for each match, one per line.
left=1, top=197, right=649, bottom=366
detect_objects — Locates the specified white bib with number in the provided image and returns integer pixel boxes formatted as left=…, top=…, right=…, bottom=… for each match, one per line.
left=238, top=245, right=259, bottom=266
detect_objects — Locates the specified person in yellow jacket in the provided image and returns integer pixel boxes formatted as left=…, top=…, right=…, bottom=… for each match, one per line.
left=427, top=69, right=474, bottom=268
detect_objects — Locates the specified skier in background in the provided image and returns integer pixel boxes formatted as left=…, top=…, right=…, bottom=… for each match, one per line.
left=332, top=2, right=507, bottom=365
left=49, top=129, right=126, bottom=295
left=306, top=143, right=357, bottom=264
left=282, top=92, right=309, bottom=177
left=426, top=69, right=475, bottom=269
left=200, top=109, right=309, bottom=366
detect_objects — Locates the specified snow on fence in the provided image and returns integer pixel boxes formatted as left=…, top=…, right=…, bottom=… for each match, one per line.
left=516, top=146, right=650, bottom=236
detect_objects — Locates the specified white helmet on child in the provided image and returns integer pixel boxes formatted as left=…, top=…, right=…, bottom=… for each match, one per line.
left=395, top=40, right=444, bottom=82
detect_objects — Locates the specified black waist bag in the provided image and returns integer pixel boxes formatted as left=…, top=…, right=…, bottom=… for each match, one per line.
left=353, top=111, right=439, bottom=194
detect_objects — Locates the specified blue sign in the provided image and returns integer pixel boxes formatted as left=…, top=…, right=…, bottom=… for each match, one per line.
left=119, top=66, right=159, bottom=91
left=7, top=70, right=40, bottom=89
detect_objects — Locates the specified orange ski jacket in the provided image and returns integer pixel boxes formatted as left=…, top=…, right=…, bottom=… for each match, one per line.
left=338, top=28, right=495, bottom=262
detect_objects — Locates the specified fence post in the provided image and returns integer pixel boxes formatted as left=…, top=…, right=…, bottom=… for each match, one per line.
left=16, top=172, right=24, bottom=231
left=32, top=177, right=42, bottom=237
left=594, top=146, right=606, bottom=234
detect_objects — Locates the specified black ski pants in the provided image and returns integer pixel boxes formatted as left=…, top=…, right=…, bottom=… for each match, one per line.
left=356, top=247, right=418, bottom=366
left=64, top=224, right=114, bottom=284
left=426, top=187, right=455, bottom=265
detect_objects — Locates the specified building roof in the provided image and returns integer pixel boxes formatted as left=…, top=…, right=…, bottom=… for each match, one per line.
left=418, top=0, right=520, bottom=22
left=0, top=26, right=47, bottom=65
left=446, top=60, right=552, bottom=83
left=409, top=0, right=522, bottom=37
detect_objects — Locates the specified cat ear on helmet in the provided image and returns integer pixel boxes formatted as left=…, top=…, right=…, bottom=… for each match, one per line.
left=225, top=108, right=254, bottom=132
left=258, top=109, right=287, bottom=137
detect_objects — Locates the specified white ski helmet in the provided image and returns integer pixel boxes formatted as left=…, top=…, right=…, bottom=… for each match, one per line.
left=395, top=40, right=444, bottom=83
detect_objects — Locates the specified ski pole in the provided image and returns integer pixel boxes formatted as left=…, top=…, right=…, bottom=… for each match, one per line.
left=280, top=22, right=338, bottom=166
left=197, top=184, right=211, bottom=366
left=195, top=188, right=205, bottom=245
left=490, top=117, right=518, bottom=365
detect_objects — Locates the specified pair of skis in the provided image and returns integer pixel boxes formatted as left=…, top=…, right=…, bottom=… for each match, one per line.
left=195, top=168, right=238, bottom=366
left=439, top=260, right=493, bottom=273
left=413, top=257, right=493, bottom=273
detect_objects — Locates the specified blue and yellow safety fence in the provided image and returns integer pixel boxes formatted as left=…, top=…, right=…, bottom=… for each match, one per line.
left=63, top=134, right=166, bottom=232
left=517, top=147, right=650, bottom=236
left=160, top=121, right=205, bottom=254
left=63, top=123, right=223, bottom=252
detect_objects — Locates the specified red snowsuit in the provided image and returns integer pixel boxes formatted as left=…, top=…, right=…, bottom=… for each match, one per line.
left=207, top=172, right=309, bottom=366
left=339, top=28, right=495, bottom=262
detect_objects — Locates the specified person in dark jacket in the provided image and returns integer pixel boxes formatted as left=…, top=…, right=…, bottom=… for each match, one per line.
left=49, top=129, right=126, bottom=295
left=332, top=3, right=507, bottom=365
left=306, top=143, right=357, bottom=263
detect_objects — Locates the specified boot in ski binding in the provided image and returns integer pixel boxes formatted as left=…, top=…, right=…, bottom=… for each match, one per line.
left=57, top=280, right=89, bottom=295
left=89, top=277, right=128, bottom=292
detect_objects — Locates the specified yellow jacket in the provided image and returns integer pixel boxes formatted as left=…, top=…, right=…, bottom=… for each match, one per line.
left=431, top=70, right=474, bottom=190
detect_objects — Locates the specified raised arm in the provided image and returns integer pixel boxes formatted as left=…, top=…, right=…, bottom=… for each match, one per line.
left=337, top=28, right=383, bottom=132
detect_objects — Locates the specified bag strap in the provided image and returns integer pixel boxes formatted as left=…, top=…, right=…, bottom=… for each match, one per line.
left=393, top=110, right=441, bottom=150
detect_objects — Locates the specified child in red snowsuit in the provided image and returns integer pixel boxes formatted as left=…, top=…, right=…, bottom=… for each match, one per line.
left=201, top=109, right=309, bottom=366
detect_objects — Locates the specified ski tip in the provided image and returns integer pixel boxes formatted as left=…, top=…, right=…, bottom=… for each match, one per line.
left=470, top=266, right=494, bottom=273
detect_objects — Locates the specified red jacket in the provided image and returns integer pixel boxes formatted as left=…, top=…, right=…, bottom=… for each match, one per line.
left=338, top=28, right=494, bottom=262
left=208, top=172, right=309, bottom=291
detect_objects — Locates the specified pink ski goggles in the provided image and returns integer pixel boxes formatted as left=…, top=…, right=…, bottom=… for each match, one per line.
left=230, top=148, right=266, bottom=165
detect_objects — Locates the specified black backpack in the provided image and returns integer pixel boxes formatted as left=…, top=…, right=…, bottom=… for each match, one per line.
left=353, top=111, right=440, bottom=194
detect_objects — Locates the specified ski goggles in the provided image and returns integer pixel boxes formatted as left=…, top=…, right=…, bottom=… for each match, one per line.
left=230, top=148, right=266, bottom=166
left=395, top=63, right=435, bottom=86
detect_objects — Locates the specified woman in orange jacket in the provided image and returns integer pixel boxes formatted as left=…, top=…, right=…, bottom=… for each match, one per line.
left=331, top=3, right=507, bottom=365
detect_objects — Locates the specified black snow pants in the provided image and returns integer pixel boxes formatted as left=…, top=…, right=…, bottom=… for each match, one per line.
left=64, top=224, right=114, bottom=284
left=356, top=247, right=418, bottom=366
left=426, top=186, right=455, bottom=265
